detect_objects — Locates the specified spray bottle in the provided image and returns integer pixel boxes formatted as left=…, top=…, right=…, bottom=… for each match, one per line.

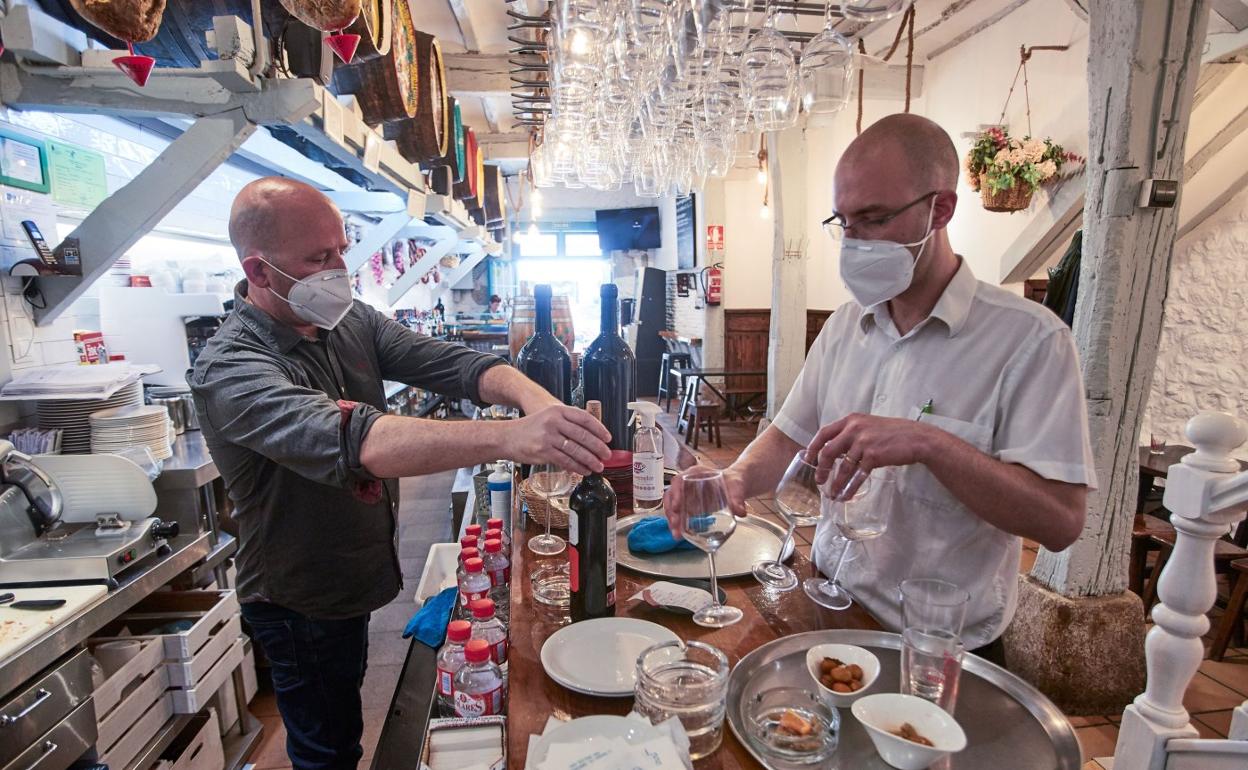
left=628, top=401, right=665, bottom=513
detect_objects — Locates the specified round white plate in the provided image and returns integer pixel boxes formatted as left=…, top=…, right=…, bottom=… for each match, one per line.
left=531, top=716, right=663, bottom=766
left=540, top=617, right=680, bottom=697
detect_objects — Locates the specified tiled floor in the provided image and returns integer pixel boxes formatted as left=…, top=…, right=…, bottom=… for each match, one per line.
left=245, top=470, right=456, bottom=770
left=657, top=403, right=1248, bottom=770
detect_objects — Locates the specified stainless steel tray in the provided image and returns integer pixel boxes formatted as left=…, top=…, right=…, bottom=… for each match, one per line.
left=726, top=629, right=1082, bottom=769
left=615, top=513, right=794, bottom=579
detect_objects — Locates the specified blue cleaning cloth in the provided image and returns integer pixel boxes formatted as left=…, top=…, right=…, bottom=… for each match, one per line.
left=404, top=586, right=459, bottom=647
left=627, top=516, right=698, bottom=554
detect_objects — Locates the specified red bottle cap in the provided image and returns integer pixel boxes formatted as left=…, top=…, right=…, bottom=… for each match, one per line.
left=485, top=528, right=503, bottom=541
left=447, top=620, right=471, bottom=642
left=470, top=598, right=495, bottom=618
left=483, top=538, right=502, bottom=553
left=466, top=524, right=482, bottom=537
left=460, top=547, right=479, bottom=563
left=487, top=518, right=504, bottom=530
left=465, top=638, right=491, bottom=663
left=460, top=536, right=477, bottom=550
left=464, top=557, right=484, bottom=573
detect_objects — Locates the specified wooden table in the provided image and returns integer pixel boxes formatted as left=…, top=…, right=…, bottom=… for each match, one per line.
left=679, top=368, right=769, bottom=421
left=505, top=509, right=880, bottom=768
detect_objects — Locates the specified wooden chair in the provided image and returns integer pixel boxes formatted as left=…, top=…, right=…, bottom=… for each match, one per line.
left=1130, top=513, right=1173, bottom=595
left=1209, top=558, right=1248, bottom=661
left=684, top=397, right=722, bottom=450
left=1141, top=519, right=1248, bottom=610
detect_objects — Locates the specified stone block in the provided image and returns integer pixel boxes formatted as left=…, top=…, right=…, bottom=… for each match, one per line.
left=1002, top=575, right=1146, bottom=716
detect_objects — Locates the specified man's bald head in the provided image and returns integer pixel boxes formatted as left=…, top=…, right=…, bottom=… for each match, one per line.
left=228, top=177, right=340, bottom=262
left=837, top=114, right=960, bottom=197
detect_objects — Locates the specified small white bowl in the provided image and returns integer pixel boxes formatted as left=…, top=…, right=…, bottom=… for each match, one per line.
left=805, top=643, right=880, bottom=707
left=851, top=693, right=967, bottom=770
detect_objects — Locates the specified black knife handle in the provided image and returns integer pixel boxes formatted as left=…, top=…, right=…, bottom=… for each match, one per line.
left=10, top=600, right=66, bottom=610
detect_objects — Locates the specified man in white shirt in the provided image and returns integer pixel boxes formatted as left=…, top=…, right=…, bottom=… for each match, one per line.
left=665, top=114, right=1095, bottom=658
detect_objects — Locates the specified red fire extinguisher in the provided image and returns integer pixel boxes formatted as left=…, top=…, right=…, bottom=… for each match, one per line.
left=702, top=264, right=723, bottom=305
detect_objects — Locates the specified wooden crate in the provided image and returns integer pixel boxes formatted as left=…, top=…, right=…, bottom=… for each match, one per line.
left=96, top=662, right=169, bottom=751
left=156, top=709, right=225, bottom=770
left=99, top=693, right=174, bottom=770
left=165, top=615, right=242, bottom=688
left=90, top=637, right=163, bottom=719
left=170, top=638, right=246, bottom=715
left=95, top=590, right=239, bottom=660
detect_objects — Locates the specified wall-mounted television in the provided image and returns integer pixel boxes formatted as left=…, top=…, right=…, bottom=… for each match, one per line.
left=595, top=206, right=661, bottom=251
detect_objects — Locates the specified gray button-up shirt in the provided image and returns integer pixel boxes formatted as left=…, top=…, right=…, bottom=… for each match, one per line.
left=191, top=282, right=504, bottom=619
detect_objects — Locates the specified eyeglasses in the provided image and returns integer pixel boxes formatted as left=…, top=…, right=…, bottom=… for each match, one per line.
left=821, top=191, right=939, bottom=238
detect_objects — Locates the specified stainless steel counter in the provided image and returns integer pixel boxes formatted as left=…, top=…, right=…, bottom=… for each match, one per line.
left=155, top=432, right=219, bottom=491
left=0, top=532, right=212, bottom=698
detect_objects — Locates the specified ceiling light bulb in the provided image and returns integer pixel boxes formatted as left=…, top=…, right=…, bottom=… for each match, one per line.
left=760, top=204, right=770, bottom=219
left=757, top=169, right=767, bottom=184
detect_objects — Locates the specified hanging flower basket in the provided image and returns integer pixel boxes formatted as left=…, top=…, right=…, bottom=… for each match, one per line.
left=980, top=174, right=1034, bottom=212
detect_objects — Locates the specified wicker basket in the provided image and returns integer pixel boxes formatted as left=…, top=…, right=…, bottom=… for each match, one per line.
left=520, top=472, right=581, bottom=530
left=980, top=175, right=1035, bottom=212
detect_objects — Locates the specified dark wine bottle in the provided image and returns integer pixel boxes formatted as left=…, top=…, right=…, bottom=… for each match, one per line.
left=581, top=284, right=636, bottom=451
left=515, top=284, right=572, bottom=407
left=569, top=400, right=618, bottom=623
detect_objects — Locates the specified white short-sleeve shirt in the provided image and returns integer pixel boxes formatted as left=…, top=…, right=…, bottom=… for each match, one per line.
left=773, top=259, right=1097, bottom=648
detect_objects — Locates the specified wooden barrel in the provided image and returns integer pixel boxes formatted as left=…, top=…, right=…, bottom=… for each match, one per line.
left=454, top=128, right=480, bottom=205
left=468, top=206, right=486, bottom=226
left=331, top=0, right=417, bottom=124
left=384, top=31, right=448, bottom=164
left=346, top=0, right=390, bottom=61
left=508, top=295, right=576, bottom=360
left=482, top=164, right=505, bottom=226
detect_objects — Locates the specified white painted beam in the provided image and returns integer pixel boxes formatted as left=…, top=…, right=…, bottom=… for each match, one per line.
left=34, top=110, right=257, bottom=325
left=446, top=0, right=482, bottom=52
left=443, top=248, right=487, bottom=292
left=0, top=5, right=86, bottom=66
left=857, top=58, right=925, bottom=100
left=444, top=53, right=512, bottom=96
left=387, top=232, right=459, bottom=306
left=325, top=191, right=408, bottom=213
left=344, top=211, right=416, bottom=274
left=998, top=179, right=1085, bottom=283
left=1211, top=0, right=1248, bottom=30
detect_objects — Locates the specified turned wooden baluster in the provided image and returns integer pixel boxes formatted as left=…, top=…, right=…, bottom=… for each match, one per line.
left=1115, top=411, right=1248, bottom=768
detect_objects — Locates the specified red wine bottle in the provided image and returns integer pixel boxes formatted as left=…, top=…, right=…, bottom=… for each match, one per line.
left=516, top=284, right=572, bottom=406
left=569, top=400, right=618, bottom=622
left=581, top=284, right=636, bottom=451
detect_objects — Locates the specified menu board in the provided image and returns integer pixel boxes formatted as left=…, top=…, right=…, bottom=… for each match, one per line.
left=48, top=141, right=107, bottom=209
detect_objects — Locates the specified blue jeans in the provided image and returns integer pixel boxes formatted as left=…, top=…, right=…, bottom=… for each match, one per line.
left=241, top=602, right=370, bottom=770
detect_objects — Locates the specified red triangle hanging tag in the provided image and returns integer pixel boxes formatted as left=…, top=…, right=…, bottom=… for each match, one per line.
left=114, top=54, right=156, bottom=87
left=326, top=32, right=360, bottom=64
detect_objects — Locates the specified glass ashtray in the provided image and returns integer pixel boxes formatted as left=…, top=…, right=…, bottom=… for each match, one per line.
left=744, top=687, right=839, bottom=764
left=531, top=561, right=570, bottom=607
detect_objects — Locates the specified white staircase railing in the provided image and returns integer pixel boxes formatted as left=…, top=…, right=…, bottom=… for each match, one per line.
left=1113, top=411, right=1248, bottom=769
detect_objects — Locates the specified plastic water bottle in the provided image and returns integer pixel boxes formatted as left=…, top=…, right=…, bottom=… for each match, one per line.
left=482, top=538, right=510, bottom=588
left=435, top=620, right=471, bottom=717
left=487, top=517, right=510, bottom=547
left=458, top=557, right=490, bottom=612
left=453, top=547, right=481, bottom=619
left=469, top=598, right=508, bottom=666
left=488, top=463, right=512, bottom=529
left=465, top=524, right=483, bottom=548
left=453, top=639, right=505, bottom=717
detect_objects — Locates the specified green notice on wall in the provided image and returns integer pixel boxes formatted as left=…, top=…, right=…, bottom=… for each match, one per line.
left=47, top=140, right=107, bottom=209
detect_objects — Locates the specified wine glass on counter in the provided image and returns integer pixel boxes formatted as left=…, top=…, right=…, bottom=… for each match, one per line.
left=803, top=463, right=896, bottom=610
left=751, top=451, right=820, bottom=591
left=681, top=467, right=743, bottom=628
left=529, top=463, right=573, bottom=556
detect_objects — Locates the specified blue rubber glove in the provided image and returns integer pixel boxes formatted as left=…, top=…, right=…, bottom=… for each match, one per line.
left=627, top=515, right=698, bottom=554
left=403, top=586, right=459, bottom=647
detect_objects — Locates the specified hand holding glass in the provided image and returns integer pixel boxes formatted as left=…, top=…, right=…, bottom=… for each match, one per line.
left=680, top=468, right=743, bottom=628
left=802, top=464, right=896, bottom=610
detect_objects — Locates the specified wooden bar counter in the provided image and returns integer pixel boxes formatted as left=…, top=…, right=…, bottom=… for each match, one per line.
left=506, top=501, right=881, bottom=768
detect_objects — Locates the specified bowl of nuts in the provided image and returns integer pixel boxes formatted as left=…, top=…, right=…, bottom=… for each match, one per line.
left=805, top=643, right=880, bottom=707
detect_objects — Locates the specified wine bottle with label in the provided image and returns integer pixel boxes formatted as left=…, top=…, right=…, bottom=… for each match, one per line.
left=515, top=284, right=572, bottom=406
left=581, top=284, right=636, bottom=451
left=568, top=400, right=618, bottom=622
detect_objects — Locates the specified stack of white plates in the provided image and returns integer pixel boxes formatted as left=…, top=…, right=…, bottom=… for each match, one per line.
left=36, top=382, right=143, bottom=454
left=89, top=404, right=172, bottom=460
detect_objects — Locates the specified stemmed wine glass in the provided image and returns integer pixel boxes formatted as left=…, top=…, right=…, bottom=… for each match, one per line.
left=680, top=467, right=743, bottom=628
left=528, top=463, right=573, bottom=556
left=803, top=463, right=897, bottom=610
left=752, top=451, right=820, bottom=591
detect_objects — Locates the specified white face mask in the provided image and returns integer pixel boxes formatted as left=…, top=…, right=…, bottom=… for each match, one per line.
left=838, top=199, right=937, bottom=308
left=260, top=258, right=353, bottom=330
